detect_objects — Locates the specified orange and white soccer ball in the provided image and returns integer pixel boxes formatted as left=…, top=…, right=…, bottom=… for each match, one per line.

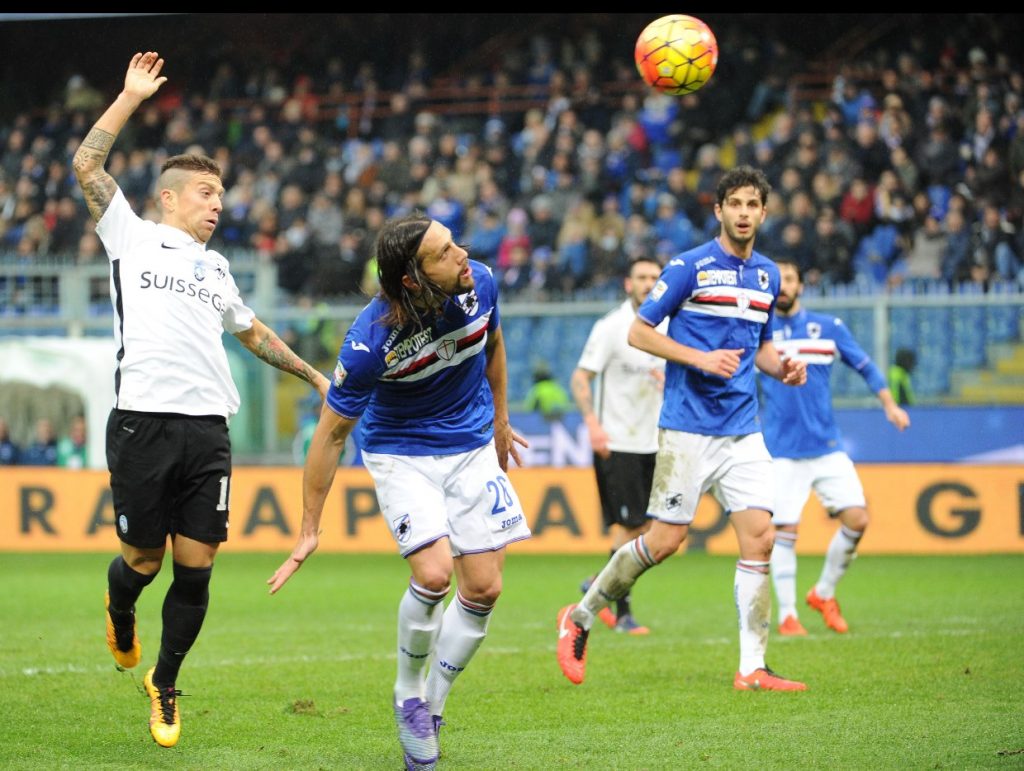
left=634, top=14, right=718, bottom=95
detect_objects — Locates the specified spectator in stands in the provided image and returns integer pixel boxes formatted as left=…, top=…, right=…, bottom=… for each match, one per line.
left=523, top=363, right=570, bottom=420
left=57, top=414, right=88, bottom=469
left=0, top=417, right=20, bottom=465
left=888, top=348, right=916, bottom=406
left=21, top=417, right=58, bottom=466
left=808, top=207, right=855, bottom=286
left=942, top=208, right=973, bottom=282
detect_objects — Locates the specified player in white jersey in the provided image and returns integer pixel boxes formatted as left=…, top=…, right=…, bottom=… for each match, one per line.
left=762, top=258, right=910, bottom=636
left=268, top=212, right=529, bottom=770
left=571, top=256, right=665, bottom=634
left=557, top=166, right=810, bottom=692
left=75, top=53, right=328, bottom=748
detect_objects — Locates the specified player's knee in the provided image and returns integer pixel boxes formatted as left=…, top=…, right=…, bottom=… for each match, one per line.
left=461, top=577, right=502, bottom=607
left=644, top=529, right=686, bottom=563
left=843, top=507, right=869, bottom=532
left=414, top=570, right=452, bottom=595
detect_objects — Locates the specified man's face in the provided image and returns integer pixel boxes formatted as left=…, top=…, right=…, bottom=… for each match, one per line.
left=416, top=221, right=473, bottom=295
left=165, top=172, right=223, bottom=243
left=776, top=262, right=802, bottom=313
left=625, top=260, right=661, bottom=307
left=714, top=185, right=766, bottom=248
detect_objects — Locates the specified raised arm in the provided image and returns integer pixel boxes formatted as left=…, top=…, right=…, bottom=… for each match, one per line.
left=72, top=52, right=167, bottom=222
left=234, top=318, right=330, bottom=399
left=485, top=325, right=528, bottom=471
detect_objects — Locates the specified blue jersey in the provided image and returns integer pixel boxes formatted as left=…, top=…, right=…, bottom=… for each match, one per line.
left=761, top=308, right=887, bottom=459
left=637, top=239, right=779, bottom=436
left=326, top=260, right=499, bottom=455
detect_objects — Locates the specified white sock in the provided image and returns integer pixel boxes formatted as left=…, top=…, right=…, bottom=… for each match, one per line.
left=771, top=531, right=798, bottom=623
left=735, top=560, right=770, bottom=675
left=815, top=525, right=863, bottom=600
left=395, top=579, right=448, bottom=703
left=424, top=590, right=493, bottom=717
left=574, top=536, right=657, bottom=629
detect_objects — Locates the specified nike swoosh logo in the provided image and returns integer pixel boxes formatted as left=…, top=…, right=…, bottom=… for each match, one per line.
left=350, top=341, right=370, bottom=353
left=558, top=627, right=570, bottom=639
left=161, top=243, right=183, bottom=249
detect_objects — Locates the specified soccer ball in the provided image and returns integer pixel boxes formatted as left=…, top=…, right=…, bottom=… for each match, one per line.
left=634, top=14, right=718, bottom=95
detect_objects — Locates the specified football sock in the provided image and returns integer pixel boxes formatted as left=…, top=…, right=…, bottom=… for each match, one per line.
left=153, top=562, right=212, bottom=687
left=609, top=548, right=634, bottom=619
left=770, top=531, right=799, bottom=622
left=735, top=560, right=770, bottom=676
left=424, top=590, right=493, bottom=717
left=575, top=536, right=656, bottom=629
left=395, top=579, right=448, bottom=703
left=106, top=555, right=157, bottom=622
left=815, top=525, right=863, bottom=599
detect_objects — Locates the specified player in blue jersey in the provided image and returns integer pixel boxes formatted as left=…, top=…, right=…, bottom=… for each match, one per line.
left=268, top=212, right=529, bottom=770
left=556, top=166, right=809, bottom=692
left=762, top=258, right=910, bottom=636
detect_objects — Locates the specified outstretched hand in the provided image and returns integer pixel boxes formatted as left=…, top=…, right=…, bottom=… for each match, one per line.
left=494, top=422, right=529, bottom=471
left=780, top=356, right=807, bottom=386
left=267, top=533, right=319, bottom=594
left=123, top=52, right=167, bottom=102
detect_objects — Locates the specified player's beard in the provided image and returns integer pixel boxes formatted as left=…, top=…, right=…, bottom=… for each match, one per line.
left=776, top=292, right=796, bottom=313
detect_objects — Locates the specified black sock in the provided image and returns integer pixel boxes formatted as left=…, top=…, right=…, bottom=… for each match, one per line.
left=153, top=563, right=212, bottom=687
left=107, top=556, right=157, bottom=620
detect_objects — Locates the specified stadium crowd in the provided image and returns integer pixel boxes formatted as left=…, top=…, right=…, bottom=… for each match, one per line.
left=1, top=14, right=1024, bottom=315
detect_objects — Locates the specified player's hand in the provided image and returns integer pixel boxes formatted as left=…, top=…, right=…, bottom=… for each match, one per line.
left=267, top=533, right=319, bottom=594
left=585, top=416, right=611, bottom=459
left=123, top=52, right=167, bottom=102
left=885, top=403, right=910, bottom=431
left=780, top=357, right=806, bottom=386
left=494, top=421, right=528, bottom=471
left=698, top=348, right=743, bottom=378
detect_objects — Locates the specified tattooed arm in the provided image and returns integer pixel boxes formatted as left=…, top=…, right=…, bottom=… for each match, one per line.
left=234, top=318, right=330, bottom=399
left=72, top=52, right=167, bottom=222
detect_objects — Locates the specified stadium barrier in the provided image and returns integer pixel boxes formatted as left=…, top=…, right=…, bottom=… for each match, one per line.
left=2, top=465, right=1021, bottom=555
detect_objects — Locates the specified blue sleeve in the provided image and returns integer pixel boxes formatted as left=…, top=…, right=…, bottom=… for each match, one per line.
left=325, top=322, right=384, bottom=419
left=833, top=318, right=887, bottom=393
left=637, top=259, right=692, bottom=326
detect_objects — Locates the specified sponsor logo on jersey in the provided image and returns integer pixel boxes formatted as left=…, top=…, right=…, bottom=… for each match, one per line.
left=332, top=361, right=348, bottom=388
left=350, top=340, right=370, bottom=353
left=383, top=326, right=401, bottom=353
left=194, top=261, right=207, bottom=281
left=695, top=255, right=715, bottom=268
left=650, top=280, right=668, bottom=301
left=669, top=258, right=686, bottom=267
left=384, top=350, right=399, bottom=368
left=391, top=327, right=434, bottom=360
left=392, top=513, right=412, bottom=545
left=757, top=268, right=770, bottom=290
left=139, top=271, right=224, bottom=312
left=665, top=493, right=683, bottom=512
left=697, top=269, right=738, bottom=287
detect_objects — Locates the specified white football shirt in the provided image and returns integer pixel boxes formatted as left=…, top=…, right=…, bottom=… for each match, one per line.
left=96, top=188, right=255, bottom=418
left=576, top=299, right=665, bottom=454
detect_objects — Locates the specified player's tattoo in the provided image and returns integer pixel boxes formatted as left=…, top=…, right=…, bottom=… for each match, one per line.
left=254, top=333, right=318, bottom=384
left=72, top=128, right=118, bottom=221
left=79, top=128, right=115, bottom=153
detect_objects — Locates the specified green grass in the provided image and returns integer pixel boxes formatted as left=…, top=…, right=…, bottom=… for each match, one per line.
left=1, top=552, right=1022, bottom=769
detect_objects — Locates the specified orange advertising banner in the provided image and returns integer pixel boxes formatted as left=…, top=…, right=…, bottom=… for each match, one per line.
left=1, top=465, right=1021, bottom=554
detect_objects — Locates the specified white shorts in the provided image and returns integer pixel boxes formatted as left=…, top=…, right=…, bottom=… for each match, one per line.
left=362, top=440, right=532, bottom=557
left=647, top=430, right=774, bottom=524
left=771, top=452, right=866, bottom=527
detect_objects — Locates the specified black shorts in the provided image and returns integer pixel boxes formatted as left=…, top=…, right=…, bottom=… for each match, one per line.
left=594, top=451, right=656, bottom=530
left=106, top=408, right=232, bottom=548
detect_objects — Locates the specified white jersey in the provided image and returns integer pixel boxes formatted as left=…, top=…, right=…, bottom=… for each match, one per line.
left=576, top=299, right=665, bottom=454
left=96, top=189, right=255, bottom=418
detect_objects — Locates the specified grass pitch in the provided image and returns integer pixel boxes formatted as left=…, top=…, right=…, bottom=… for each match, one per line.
left=0, top=552, right=1021, bottom=769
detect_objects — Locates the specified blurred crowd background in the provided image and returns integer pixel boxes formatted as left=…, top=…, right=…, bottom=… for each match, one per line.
left=1, top=13, right=1022, bottom=461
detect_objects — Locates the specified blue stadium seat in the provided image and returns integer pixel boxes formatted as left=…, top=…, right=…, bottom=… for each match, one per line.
left=950, top=305, right=987, bottom=369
